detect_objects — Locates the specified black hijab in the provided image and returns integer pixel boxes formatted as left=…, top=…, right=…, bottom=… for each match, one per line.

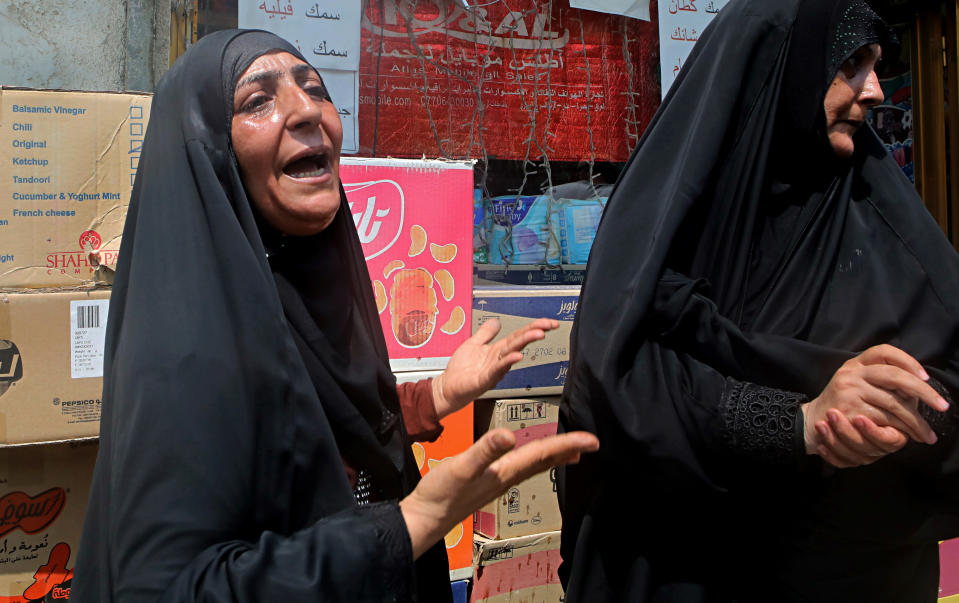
left=71, top=29, right=450, bottom=602
left=559, top=0, right=959, bottom=601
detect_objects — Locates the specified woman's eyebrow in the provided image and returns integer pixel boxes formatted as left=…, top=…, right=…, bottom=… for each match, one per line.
left=291, top=64, right=318, bottom=79
left=236, top=69, right=281, bottom=90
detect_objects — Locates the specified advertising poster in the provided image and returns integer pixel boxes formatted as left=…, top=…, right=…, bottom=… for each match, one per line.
left=341, top=158, right=474, bottom=372
left=356, top=1, right=660, bottom=161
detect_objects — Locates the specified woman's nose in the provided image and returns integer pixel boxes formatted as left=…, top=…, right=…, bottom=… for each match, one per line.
left=859, top=69, right=884, bottom=108
left=284, top=84, right=324, bottom=130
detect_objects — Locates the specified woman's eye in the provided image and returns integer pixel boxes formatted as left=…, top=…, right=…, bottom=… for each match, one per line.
left=841, top=58, right=860, bottom=78
left=240, top=95, right=269, bottom=113
left=305, top=85, right=329, bottom=100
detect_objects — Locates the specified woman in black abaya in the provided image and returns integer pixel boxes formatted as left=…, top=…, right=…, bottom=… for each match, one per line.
left=559, top=1, right=959, bottom=601
left=70, top=30, right=597, bottom=603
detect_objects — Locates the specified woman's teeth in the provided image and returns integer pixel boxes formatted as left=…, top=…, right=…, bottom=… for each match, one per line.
left=288, top=165, right=328, bottom=178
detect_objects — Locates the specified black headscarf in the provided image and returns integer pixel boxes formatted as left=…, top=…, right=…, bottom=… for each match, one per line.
left=559, top=0, right=959, bottom=601
left=71, top=29, right=450, bottom=602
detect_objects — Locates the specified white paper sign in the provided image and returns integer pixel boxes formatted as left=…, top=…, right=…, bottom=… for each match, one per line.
left=320, top=68, right=359, bottom=154
left=70, top=299, right=109, bottom=379
left=569, top=0, right=651, bottom=21
left=238, top=0, right=361, bottom=70
left=238, top=0, right=361, bottom=153
left=658, top=0, right=728, bottom=98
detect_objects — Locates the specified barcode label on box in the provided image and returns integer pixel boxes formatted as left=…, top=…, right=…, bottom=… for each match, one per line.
left=76, top=304, right=100, bottom=329
left=71, top=299, right=109, bottom=378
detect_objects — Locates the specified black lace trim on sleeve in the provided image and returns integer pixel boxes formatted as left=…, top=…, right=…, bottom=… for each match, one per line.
left=720, top=378, right=808, bottom=466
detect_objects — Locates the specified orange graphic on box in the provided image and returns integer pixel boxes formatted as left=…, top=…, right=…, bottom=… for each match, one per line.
left=0, top=542, right=73, bottom=603
left=389, top=268, right=439, bottom=348
left=0, top=488, right=65, bottom=538
left=411, top=403, right=473, bottom=572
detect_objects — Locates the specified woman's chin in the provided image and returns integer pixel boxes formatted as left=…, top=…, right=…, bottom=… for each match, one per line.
left=828, top=133, right=855, bottom=160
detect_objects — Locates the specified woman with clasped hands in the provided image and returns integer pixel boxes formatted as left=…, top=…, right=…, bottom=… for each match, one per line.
left=559, top=1, right=958, bottom=601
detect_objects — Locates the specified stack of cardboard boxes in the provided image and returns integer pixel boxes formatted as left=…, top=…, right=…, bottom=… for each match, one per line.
left=0, top=86, right=151, bottom=600
left=468, top=286, right=580, bottom=603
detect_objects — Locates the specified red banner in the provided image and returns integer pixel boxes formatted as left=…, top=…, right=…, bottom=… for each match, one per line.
left=357, top=0, right=660, bottom=162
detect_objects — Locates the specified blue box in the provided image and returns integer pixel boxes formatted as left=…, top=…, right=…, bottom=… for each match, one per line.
left=473, top=189, right=490, bottom=264
left=451, top=578, right=469, bottom=603
left=473, top=286, right=579, bottom=397
left=488, top=196, right=562, bottom=265
left=558, top=198, right=606, bottom=264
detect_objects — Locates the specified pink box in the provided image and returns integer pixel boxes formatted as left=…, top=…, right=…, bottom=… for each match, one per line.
left=341, top=158, right=474, bottom=372
left=942, top=538, right=959, bottom=598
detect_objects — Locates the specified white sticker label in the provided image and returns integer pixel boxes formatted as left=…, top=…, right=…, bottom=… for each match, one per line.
left=71, top=299, right=109, bottom=378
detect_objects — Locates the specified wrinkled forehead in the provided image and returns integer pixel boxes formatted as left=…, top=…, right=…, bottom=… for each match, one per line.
left=234, top=52, right=316, bottom=92
left=221, top=30, right=309, bottom=115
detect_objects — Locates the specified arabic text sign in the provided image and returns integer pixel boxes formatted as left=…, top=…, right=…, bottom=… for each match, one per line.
left=658, top=0, right=728, bottom=98
left=238, top=0, right=362, bottom=153
left=319, top=69, right=358, bottom=154
left=238, top=0, right=361, bottom=70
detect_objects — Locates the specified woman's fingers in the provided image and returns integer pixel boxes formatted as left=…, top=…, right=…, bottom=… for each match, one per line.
left=815, top=418, right=872, bottom=467
left=441, top=429, right=598, bottom=506
left=859, top=363, right=949, bottom=413
left=401, top=429, right=599, bottom=559
left=812, top=412, right=908, bottom=469
left=851, top=415, right=908, bottom=454
left=486, top=430, right=599, bottom=486
left=497, top=319, right=559, bottom=358
left=457, top=429, right=518, bottom=481
left=857, top=344, right=930, bottom=381
left=825, top=409, right=888, bottom=459
left=850, top=381, right=935, bottom=444
left=469, top=318, right=503, bottom=346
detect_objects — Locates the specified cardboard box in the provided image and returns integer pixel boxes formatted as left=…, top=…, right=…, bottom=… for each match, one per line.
left=0, top=440, right=97, bottom=602
left=472, top=287, right=578, bottom=397
left=473, top=398, right=560, bottom=540
left=942, top=538, right=959, bottom=599
left=396, top=371, right=474, bottom=577
left=0, top=289, right=109, bottom=445
left=342, top=158, right=474, bottom=373
left=1, top=87, right=151, bottom=289
left=471, top=531, right=563, bottom=603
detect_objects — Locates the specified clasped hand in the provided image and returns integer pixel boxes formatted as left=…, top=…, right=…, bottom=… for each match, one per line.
left=803, top=344, right=949, bottom=468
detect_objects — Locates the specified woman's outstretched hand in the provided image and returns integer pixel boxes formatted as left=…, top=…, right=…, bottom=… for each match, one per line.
left=400, top=428, right=599, bottom=559
left=432, top=318, right=560, bottom=419
left=803, top=344, right=949, bottom=468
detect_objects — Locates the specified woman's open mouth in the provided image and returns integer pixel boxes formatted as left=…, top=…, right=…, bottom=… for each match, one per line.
left=283, top=153, right=330, bottom=180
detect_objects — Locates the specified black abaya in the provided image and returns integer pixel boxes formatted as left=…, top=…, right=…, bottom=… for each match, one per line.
left=558, top=1, right=959, bottom=601
left=70, top=30, right=451, bottom=603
